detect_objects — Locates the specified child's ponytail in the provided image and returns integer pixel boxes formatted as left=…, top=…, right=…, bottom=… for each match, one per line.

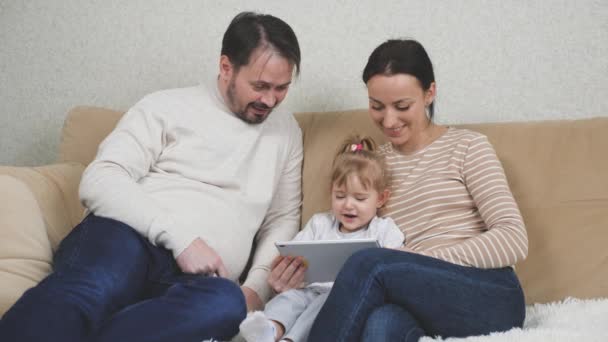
left=335, top=135, right=377, bottom=156
left=331, top=135, right=389, bottom=194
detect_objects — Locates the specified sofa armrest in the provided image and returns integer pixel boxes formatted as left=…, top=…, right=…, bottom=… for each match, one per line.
left=0, top=163, right=86, bottom=250
left=0, top=175, right=53, bottom=315
left=0, top=163, right=86, bottom=316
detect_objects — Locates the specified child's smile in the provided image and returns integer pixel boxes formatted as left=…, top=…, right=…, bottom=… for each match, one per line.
left=331, top=174, right=387, bottom=233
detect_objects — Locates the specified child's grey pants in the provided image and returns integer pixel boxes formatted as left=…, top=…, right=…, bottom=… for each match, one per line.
left=264, top=286, right=330, bottom=342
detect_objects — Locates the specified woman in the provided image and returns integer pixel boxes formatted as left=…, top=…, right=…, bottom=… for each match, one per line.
left=270, top=39, right=528, bottom=341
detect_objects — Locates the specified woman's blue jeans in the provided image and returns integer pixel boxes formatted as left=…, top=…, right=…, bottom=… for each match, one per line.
left=309, top=248, right=525, bottom=342
left=0, top=215, right=246, bottom=342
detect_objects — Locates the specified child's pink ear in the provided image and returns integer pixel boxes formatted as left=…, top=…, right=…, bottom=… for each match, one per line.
left=377, top=189, right=391, bottom=208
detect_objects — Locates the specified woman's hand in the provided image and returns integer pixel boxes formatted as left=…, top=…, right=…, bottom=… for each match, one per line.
left=268, top=255, right=307, bottom=293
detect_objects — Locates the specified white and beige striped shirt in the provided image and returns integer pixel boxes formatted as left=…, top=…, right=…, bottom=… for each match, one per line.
left=378, top=127, right=528, bottom=268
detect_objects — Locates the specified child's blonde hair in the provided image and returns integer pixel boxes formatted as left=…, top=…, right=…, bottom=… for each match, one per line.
left=331, top=135, right=389, bottom=194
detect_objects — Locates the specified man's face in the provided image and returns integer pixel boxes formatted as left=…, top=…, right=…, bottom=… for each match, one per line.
left=220, top=48, right=294, bottom=124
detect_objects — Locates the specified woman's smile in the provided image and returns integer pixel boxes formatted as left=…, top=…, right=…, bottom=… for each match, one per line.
left=384, top=124, right=406, bottom=137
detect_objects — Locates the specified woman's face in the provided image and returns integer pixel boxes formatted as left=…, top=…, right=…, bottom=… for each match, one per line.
left=366, top=74, right=435, bottom=153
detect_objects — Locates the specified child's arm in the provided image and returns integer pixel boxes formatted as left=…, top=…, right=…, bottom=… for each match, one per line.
left=377, top=217, right=405, bottom=249
left=292, top=221, right=316, bottom=241
left=292, top=212, right=332, bottom=241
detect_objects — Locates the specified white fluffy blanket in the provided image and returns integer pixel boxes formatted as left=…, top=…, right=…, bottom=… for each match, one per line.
left=216, top=297, right=608, bottom=342
left=422, top=297, right=608, bottom=342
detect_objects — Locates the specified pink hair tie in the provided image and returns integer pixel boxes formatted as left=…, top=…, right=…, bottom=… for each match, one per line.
left=350, top=143, right=363, bottom=152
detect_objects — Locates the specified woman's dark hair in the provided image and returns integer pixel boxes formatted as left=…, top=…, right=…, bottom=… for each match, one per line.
left=362, top=39, right=435, bottom=119
left=221, top=12, right=301, bottom=75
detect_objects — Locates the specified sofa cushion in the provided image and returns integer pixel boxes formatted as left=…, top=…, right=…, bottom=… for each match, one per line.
left=0, top=175, right=53, bottom=314
left=59, top=106, right=123, bottom=165
left=0, top=163, right=86, bottom=250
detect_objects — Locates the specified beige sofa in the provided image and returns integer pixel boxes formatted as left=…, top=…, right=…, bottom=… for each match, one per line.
left=1, top=106, right=607, bottom=316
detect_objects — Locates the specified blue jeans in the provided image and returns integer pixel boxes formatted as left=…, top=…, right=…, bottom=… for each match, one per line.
left=0, top=215, right=246, bottom=342
left=309, top=248, right=525, bottom=342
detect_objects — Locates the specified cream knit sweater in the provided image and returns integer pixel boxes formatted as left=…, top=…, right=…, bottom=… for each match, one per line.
left=79, top=81, right=303, bottom=301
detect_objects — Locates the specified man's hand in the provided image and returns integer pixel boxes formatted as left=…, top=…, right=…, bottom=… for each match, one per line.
left=268, top=255, right=307, bottom=293
left=176, top=238, right=228, bottom=277
left=241, top=286, right=263, bottom=312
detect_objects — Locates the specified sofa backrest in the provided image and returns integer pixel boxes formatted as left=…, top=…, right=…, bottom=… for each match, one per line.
left=60, top=106, right=608, bottom=304
left=59, top=106, right=125, bottom=165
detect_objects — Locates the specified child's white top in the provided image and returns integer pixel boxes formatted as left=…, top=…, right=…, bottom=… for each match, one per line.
left=294, top=212, right=405, bottom=248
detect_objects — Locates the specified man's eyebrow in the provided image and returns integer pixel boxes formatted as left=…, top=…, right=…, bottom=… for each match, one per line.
left=250, top=80, right=292, bottom=88
left=250, top=80, right=269, bottom=86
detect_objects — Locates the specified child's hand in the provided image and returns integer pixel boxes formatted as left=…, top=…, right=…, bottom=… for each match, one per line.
left=268, top=255, right=307, bottom=293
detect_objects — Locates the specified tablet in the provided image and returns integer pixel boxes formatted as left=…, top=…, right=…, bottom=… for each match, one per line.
left=275, top=238, right=380, bottom=283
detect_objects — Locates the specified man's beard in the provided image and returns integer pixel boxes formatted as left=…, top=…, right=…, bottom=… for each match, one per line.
left=227, top=79, right=273, bottom=124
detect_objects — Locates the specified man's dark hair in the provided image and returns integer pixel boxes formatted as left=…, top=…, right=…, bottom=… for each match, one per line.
left=221, top=12, right=301, bottom=75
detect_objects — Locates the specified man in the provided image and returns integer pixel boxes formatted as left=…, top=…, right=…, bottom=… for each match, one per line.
left=0, top=11, right=302, bottom=342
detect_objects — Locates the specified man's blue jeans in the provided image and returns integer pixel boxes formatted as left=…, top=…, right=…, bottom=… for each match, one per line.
left=0, top=215, right=246, bottom=342
left=309, top=248, right=525, bottom=341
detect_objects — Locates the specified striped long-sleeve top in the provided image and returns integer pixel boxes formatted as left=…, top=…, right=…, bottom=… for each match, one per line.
left=378, top=127, right=528, bottom=268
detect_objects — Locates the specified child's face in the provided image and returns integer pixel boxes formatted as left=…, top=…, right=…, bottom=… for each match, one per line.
left=331, top=174, right=388, bottom=233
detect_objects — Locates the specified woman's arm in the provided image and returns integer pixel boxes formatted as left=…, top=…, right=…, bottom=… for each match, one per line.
left=417, top=135, right=528, bottom=268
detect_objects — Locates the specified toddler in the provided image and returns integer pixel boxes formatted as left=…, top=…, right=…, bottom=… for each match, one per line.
left=239, top=135, right=405, bottom=342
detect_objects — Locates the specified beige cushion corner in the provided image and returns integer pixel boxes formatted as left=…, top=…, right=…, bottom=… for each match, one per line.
left=0, top=163, right=86, bottom=250
left=59, top=106, right=124, bottom=165
left=0, top=175, right=53, bottom=315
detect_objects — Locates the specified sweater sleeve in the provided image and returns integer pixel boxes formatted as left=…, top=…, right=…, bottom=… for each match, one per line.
left=79, top=103, right=197, bottom=257
left=242, top=120, right=303, bottom=302
left=419, top=135, right=528, bottom=268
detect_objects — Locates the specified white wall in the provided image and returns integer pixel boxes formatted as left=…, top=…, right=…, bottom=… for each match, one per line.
left=1, top=0, right=606, bottom=166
